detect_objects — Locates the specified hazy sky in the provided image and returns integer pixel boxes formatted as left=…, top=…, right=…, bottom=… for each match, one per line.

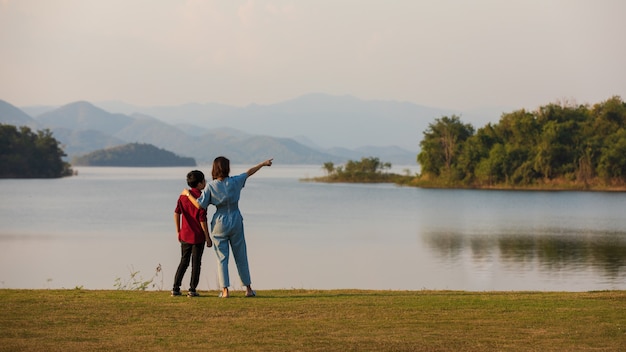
left=1, top=0, right=625, bottom=111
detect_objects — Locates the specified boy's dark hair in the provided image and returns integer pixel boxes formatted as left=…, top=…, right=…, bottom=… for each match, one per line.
left=186, top=170, right=205, bottom=188
left=212, top=156, right=230, bottom=180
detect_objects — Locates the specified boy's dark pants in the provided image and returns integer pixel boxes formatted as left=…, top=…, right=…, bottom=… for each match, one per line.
left=173, top=241, right=205, bottom=292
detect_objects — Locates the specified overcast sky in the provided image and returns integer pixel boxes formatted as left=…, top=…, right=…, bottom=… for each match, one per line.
left=1, top=0, right=625, bottom=111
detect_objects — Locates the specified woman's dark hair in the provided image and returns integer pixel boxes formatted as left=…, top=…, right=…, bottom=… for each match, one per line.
left=186, top=170, right=205, bottom=188
left=212, top=156, right=230, bottom=180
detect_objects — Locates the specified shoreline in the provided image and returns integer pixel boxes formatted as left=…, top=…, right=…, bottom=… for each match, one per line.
left=305, top=176, right=626, bottom=192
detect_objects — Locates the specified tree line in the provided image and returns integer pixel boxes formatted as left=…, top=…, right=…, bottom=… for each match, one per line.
left=0, top=124, right=73, bottom=178
left=417, top=96, right=626, bottom=189
left=310, top=157, right=412, bottom=183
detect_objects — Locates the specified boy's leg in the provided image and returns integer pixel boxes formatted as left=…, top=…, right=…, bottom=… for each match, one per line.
left=173, top=242, right=192, bottom=292
left=189, top=242, right=205, bottom=292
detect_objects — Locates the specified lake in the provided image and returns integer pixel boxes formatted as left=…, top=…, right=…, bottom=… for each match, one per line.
left=1, top=165, right=625, bottom=292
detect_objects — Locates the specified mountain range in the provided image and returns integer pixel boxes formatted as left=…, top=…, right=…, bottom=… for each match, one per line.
left=1, top=94, right=505, bottom=165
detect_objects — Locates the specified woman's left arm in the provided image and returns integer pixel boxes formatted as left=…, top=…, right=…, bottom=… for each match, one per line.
left=180, top=189, right=202, bottom=209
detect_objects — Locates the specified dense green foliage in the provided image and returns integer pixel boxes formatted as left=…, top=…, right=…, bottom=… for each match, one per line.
left=311, top=157, right=412, bottom=183
left=417, top=96, right=626, bottom=189
left=72, top=143, right=196, bottom=167
left=0, top=124, right=73, bottom=178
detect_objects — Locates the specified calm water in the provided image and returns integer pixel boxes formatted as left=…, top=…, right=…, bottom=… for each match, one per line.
left=1, top=165, right=625, bottom=292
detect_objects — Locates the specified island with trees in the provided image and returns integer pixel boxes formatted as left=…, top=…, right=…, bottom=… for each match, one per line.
left=72, top=143, right=196, bottom=167
left=310, top=96, right=626, bottom=191
left=306, top=157, right=412, bottom=184
left=0, top=124, right=73, bottom=178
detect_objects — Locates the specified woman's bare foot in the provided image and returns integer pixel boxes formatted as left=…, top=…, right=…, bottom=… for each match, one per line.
left=219, top=288, right=229, bottom=298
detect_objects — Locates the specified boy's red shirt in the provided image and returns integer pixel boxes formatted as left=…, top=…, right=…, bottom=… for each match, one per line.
left=175, top=188, right=208, bottom=244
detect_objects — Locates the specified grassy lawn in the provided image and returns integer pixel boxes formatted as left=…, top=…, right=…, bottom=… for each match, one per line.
left=1, top=289, right=624, bottom=351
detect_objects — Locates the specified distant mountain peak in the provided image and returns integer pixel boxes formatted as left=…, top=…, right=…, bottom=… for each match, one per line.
left=0, top=99, right=39, bottom=128
left=59, top=100, right=108, bottom=114
left=36, top=101, right=134, bottom=134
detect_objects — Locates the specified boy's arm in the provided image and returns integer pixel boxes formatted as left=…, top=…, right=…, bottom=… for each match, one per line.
left=174, top=213, right=181, bottom=239
left=201, top=221, right=212, bottom=247
left=246, top=158, right=273, bottom=177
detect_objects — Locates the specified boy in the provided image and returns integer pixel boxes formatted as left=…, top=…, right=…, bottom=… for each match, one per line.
left=172, top=170, right=212, bottom=297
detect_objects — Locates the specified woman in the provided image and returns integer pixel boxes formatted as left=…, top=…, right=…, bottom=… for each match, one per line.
left=183, top=156, right=272, bottom=298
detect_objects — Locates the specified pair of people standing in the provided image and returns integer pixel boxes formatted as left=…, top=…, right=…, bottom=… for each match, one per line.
left=172, top=156, right=273, bottom=298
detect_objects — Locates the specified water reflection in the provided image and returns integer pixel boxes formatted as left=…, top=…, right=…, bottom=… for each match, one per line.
left=423, top=229, right=626, bottom=282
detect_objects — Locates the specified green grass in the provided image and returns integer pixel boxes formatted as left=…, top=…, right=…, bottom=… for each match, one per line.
left=1, top=289, right=624, bottom=351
